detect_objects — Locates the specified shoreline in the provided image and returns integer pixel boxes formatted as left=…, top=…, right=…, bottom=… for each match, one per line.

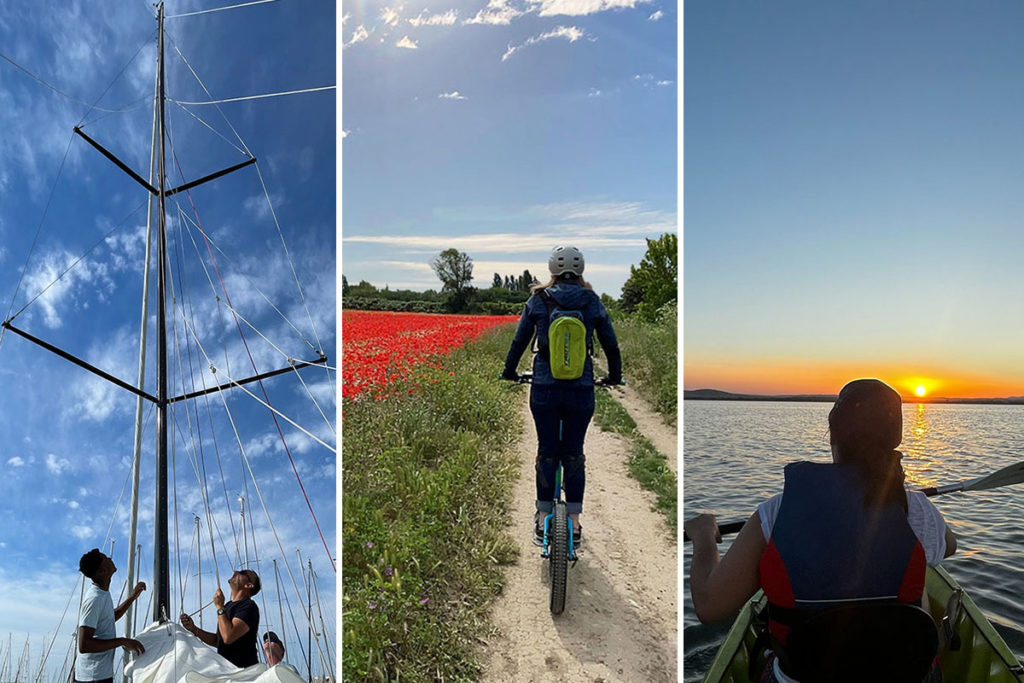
left=684, top=389, right=1024, bottom=405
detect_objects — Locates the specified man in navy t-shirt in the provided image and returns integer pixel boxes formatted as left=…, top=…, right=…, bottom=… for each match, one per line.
left=179, top=569, right=261, bottom=668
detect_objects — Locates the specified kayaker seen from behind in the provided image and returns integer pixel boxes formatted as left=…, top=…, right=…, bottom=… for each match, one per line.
left=686, top=378, right=958, bottom=683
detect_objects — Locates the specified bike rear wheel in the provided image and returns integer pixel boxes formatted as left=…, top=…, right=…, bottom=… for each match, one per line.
left=549, top=502, right=569, bottom=614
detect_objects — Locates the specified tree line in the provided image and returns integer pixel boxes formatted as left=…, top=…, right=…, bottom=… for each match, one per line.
left=342, top=233, right=677, bottom=318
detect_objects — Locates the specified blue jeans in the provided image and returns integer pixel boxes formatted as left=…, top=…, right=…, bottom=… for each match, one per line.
left=530, top=384, right=594, bottom=515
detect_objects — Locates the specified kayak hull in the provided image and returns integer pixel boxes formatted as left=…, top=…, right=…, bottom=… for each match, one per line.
left=703, top=565, right=1024, bottom=682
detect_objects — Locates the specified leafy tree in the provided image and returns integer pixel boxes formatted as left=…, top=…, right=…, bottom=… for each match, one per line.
left=520, top=269, right=537, bottom=292
left=342, top=275, right=350, bottom=296
left=492, top=272, right=502, bottom=288
left=620, top=233, right=678, bottom=319
left=430, top=249, right=474, bottom=293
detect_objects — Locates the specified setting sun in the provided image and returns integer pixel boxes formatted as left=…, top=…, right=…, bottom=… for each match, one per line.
left=915, top=385, right=927, bottom=397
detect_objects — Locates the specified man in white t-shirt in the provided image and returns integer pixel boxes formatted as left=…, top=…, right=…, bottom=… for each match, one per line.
left=75, top=548, right=147, bottom=683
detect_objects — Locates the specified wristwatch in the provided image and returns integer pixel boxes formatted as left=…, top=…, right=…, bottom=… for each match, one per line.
left=217, top=608, right=225, bottom=615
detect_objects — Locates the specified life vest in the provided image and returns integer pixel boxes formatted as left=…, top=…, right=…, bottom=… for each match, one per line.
left=538, top=289, right=592, bottom=380
left=759, top=462, right=926, bottom=655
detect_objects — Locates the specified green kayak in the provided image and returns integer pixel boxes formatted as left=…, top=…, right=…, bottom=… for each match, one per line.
left=704, top=566, right=1024, bottom=682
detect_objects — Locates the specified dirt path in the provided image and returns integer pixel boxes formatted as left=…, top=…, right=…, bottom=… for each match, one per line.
left=616, top=384, right=677, bottom=474
left=480, top=395, right=677, bottom=682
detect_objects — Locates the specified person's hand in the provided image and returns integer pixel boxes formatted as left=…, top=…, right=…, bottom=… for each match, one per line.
left=122, top=638, right=145, bottom=655
left=684, top=513, right=722, bottom=545
left=180, top=613, right=196, bottom=634
left=499, top=369, right=519, bottom=381
left=213, top=588, right=225, bottom=609
left=131, top=581, right=147, bottom=599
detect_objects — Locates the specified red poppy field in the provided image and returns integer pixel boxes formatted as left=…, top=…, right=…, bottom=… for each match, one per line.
left=342, top=310, right=519, bottom=399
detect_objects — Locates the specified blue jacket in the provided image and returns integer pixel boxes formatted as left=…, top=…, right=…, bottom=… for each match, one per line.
left=502, top=281, right=622, bottom=386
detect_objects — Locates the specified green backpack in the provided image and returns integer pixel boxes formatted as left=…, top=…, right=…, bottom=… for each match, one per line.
left=541, top=290, right=590, bottom=380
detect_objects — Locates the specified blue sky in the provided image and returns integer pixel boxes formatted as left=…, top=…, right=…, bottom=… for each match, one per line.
left=685, top=2, right=1024, bottom=397
left=0, top=1, right=335, bottom=678
left=341, top=0, right=677, bottom=298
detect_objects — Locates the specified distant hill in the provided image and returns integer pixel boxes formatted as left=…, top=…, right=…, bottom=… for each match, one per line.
left=684, top=389, right=1024, bottom=405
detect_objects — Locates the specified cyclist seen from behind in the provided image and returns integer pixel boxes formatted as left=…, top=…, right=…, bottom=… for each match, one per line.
left=501, top=245, right=622, bottom=548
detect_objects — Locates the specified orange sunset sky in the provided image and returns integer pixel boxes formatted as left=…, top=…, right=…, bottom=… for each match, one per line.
left=683, top=360, right=1024, bottom=400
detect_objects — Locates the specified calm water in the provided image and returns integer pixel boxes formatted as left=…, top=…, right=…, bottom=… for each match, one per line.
left=683, top=400, right=1024, bottom=682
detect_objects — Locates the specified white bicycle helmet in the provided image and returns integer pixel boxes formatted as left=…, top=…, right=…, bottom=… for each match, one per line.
left=548, top=245, right=585, bottom=277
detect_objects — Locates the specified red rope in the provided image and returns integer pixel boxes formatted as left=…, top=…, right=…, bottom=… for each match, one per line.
left=169, top=150, right=335, bottom=572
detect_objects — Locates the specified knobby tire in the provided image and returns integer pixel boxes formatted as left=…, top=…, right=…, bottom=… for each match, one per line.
left=550, top=502, right=569, bottom=614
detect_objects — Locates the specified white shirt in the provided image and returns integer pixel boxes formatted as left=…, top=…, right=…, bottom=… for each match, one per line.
left=75, top=582, right=117, bottom=681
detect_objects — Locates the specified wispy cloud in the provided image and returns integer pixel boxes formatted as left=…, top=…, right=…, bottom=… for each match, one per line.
left=46, top=453, right=70, bottom=475
left=502, top=26, right=587, bottom=61
left=396, top=36, right=418, bottom=49
left=528, top=0, right=650, bottom=16
left=465, top=0, right=525, bottom=25
left=439, top=91, right=467, bottom=100
left=344, top=25, right=370, bottom=48
left=344, top=233, right=651, bottom=253
left=8, top=457, right=24, bottom=467
left=409, top=9, right=458, bottom=26
left=380, top=6, right=402, bottom=27
left=648, top=9, right=663, bottom=20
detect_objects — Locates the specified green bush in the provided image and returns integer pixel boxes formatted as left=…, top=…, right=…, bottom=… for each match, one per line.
left=342, top=329, right=522, bottom=682
left=612, top=302, right=677, bottom=425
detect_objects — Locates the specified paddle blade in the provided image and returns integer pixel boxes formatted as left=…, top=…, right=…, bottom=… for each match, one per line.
left=962, top=460, right=1024, bottom=492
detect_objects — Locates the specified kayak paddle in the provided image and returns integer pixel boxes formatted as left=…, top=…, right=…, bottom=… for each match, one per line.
left=684, top=459, right=1024, bottom=542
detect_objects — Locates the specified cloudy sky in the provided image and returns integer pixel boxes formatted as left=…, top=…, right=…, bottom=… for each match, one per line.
left=686, top=1, right=1024, bottom=398
left=0, top=1, right=335, bottom=678
left=341, top=0, right=677, bottom=298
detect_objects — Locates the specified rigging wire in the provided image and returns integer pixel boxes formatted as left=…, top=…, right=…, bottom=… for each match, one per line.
left=171, top=85, right=334, bottom=106
left=174, top=206, right=320, bottom=355
left=0, top=42, right=155, bottom=116
left=170, top=169, right=336, bottom=565
left=8, top=199, right=150, bottom=323
left=1, top=129, right=76, bottom=345
left=167, top=0, right=278, bottom=19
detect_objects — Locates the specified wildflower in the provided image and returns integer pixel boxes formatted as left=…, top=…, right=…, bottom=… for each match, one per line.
left=419, top=598, right=429, bottom=605
left=366, top=541, right=374, bottom=548
left=384, top=566, right=394, bottom=576
left=368, top=602, right=377, bottom=610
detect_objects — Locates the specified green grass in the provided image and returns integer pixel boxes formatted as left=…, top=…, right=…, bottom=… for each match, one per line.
left=342, top=328, right=522, bottom=682
left=610, top=303, right=677, bottom=425
left=593, top=388, right=677, bottom=535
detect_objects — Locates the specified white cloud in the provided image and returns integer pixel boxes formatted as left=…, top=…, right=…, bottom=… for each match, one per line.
left=71, top=525, right=94, bottom=539
left=7, top=457, right=24, bottom=467
left=46, top=453, right=70, bottom=475
left=465, top=0, right=524, bottom=25
left=380, top=6, right=402, bottom=27
left=21, top=248, right=113, bottom=329
left=409, top=9, right=458, bottom=26
left=345, top=233, right=651, bottom=253
left=588, top=88, right=603, bottom=97
left=502, top=26, right=587, bottom=61
left=69, top=500, right=80, bottom=509
left=341, top=130, right=349, bottom=138
left=528, top=0, right=650, bottom=16
left=342, top=12, right=351, bottom=25
left=648, top=9, right=663, bottom=20
left=345, top=25, right=370, bottom=48
left=657, top=80, right=673, bottom=86
left=439, top=91, right=467, bottom=100
left=396, top=36, right=418, bottom=49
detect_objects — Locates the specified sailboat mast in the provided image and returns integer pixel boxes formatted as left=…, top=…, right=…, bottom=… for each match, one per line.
left=153, top=1, right=171, bottom=623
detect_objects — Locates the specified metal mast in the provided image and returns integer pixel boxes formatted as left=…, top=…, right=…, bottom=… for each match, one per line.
left=153, top=1, right=170, bottom=622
